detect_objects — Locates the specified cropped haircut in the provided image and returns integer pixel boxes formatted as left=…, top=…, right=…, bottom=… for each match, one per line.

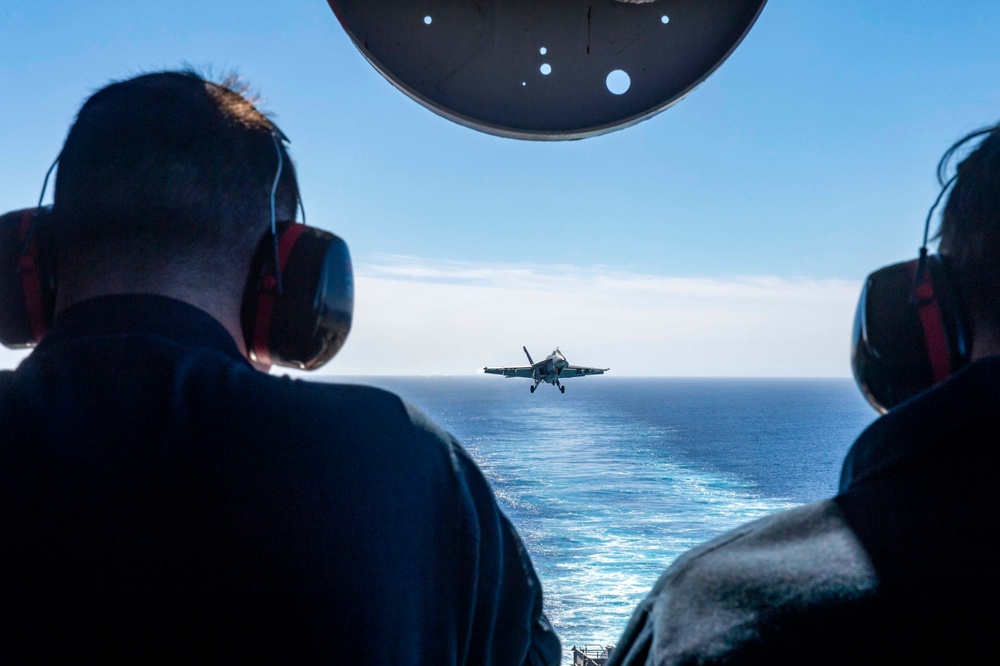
left=53, top=70, right=298, bottom=283
left=937, top=122, right=1000, bottom=330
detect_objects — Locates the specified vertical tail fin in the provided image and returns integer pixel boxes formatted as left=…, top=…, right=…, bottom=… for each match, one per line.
left=523, top=346, right=535, bottom=365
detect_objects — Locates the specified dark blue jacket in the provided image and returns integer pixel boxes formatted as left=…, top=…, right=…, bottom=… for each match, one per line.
left=607, top=357, right=1000, bottom=665
left=0, top=295, right=560, bottom=664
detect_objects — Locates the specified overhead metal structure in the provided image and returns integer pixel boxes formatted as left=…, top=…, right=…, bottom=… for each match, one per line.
left=326, top=0, right=767, bottom=140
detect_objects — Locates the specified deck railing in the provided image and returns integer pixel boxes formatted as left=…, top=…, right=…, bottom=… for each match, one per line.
left=571, top=644, right=615, bottom=666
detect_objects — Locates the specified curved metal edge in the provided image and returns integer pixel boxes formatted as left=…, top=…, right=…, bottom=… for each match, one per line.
left=328, top=0, right=768, bottom=141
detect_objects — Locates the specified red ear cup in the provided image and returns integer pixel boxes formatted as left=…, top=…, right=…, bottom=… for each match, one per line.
left=851, top=254, right=968, bottom=413
left=0, top=208, right=56, bottom=349
left=908, top=258, right=957, bottom=385
left=245, top=223, right=308, bottom=367
left=241, top=222, right=353, bottom=370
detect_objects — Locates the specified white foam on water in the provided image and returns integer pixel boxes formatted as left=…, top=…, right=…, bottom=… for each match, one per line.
left=460, top=399, right=797, bottom=658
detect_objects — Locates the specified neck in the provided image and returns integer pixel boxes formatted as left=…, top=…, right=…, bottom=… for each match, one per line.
left=56, top=273, right=248, bottom=357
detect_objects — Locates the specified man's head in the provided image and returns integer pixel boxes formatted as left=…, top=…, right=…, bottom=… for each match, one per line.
left=937, top=123, right=1000, bottom=352
left=52, top=70, right=298, bottom=343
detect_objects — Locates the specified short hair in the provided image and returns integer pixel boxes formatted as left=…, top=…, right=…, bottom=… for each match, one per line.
left=937, top=122, right=1000, bottom=330
left=53, top=70, right=298, bottom=283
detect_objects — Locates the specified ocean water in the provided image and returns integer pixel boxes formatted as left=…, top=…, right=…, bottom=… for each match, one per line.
left=330, top=376, right=876, bottom=656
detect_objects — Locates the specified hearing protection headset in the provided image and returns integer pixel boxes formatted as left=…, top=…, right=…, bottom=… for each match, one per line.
left=851, top=250, right=967, bottom=413
left=0, top=134, right=353, bottom=371
left=850, top=129, right=1000, bottom=413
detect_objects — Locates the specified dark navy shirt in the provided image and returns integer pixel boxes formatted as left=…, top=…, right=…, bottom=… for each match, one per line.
left=0, top=295, right=560, bottom=664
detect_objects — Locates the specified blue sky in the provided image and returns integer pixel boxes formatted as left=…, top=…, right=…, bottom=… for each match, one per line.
left=3, top=1, right=1000, bottom=375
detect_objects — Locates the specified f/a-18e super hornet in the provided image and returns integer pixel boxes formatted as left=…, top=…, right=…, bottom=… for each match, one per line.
left=484, top=347, right=609, bottom=393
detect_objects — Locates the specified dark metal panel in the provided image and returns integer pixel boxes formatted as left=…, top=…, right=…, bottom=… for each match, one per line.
left=327, top=0, right=767, bottom=140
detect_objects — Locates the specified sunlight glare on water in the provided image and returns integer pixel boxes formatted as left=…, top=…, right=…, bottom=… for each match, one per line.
left=455, top=398, right=798, bottom=645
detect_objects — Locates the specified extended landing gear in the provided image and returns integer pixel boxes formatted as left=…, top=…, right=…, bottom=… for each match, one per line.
left=560, top=385, right=565, bottom=394
left=530, top=385, right=536, bottom=393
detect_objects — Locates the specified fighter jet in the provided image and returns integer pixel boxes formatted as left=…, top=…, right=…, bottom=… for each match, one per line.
left=484, top=347, right=609, bottom=393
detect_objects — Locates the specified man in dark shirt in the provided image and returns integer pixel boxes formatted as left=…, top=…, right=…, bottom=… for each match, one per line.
left=607, top=125, right=1000, bottom=665
left=0, top=71, right=560, bottom=663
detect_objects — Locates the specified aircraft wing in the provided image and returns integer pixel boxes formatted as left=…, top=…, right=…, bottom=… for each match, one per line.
left=484, top=366, right=534, bottom=378
left=559, top=365, right=609, bottom=378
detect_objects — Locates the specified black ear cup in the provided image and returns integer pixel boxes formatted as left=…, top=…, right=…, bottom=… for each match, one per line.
left=0, top=208, right=56, bottom=349
left=242, top=222, right=353, bottom=370
left=852, top=254, right=968, bottom=413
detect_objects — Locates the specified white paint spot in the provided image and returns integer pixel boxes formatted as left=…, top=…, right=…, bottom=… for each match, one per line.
left=540, top=47, right=548, bottom=55
left=540, top=63, right=552, bottom=76
left=661, top=15, right=670, bottom=24
left=424, top=15, right=433, bottom=25
left=606, top=69, right=631, bottom=95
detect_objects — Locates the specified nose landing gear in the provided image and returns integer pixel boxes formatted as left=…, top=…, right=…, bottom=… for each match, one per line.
left=530, top=385, right=536, bottom=393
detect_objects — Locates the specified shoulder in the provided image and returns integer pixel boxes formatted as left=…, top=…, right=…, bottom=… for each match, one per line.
left=627, top=499, right=877, bottom=665
left=665, top=499, right=875, bottom=595
left=252, top=374, right=457, bottom=445
left=236, top=370, right=468, bottom=470
left=227, top=372, right=413, bottom=427
left=250, top=378, right=513, bottom=532
left=840, top=357, right=1000, bottom=490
